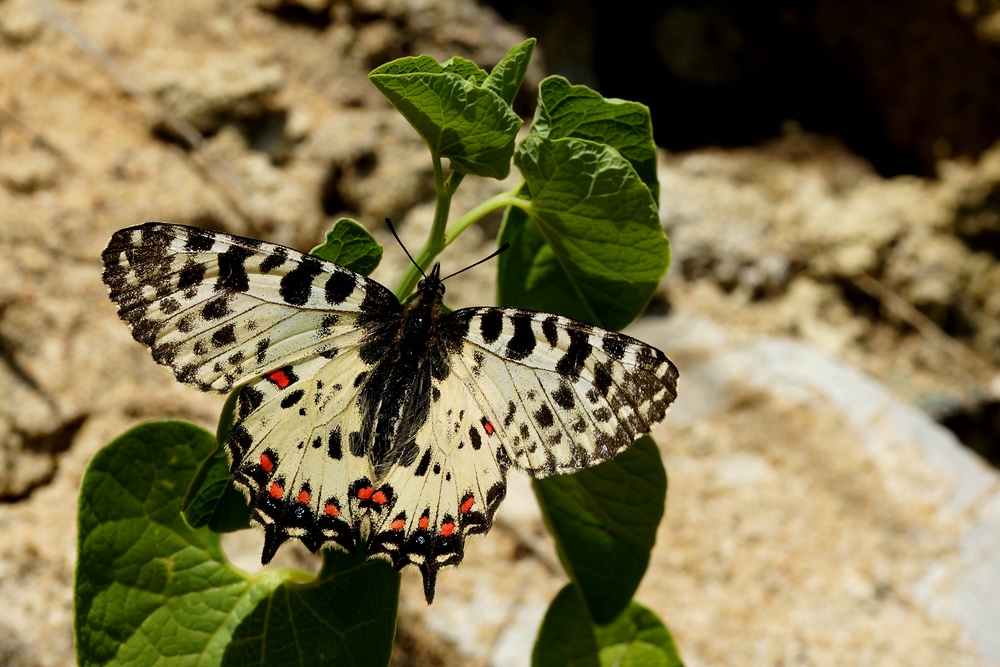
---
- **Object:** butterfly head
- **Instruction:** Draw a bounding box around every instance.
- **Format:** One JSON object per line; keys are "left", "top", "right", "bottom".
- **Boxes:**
{"left": 417, "top": 263, "right": 446, "bottom": 297}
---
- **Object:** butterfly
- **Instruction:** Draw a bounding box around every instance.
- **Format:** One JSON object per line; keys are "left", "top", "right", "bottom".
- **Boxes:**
{"left": 102, "top": 222, "right": 679, "bottom": 602}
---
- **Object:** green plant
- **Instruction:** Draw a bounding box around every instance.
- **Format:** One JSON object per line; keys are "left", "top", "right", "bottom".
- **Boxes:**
{"left": 75, "top": 39, "right": 682, "bottom": 667}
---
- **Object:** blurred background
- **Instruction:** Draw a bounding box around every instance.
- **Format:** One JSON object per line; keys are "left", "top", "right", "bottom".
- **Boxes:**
{"left": 1, "top": 0, "right": 999, "bottom": 665}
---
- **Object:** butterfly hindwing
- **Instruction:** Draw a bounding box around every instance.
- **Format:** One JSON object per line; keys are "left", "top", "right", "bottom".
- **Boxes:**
{"left": 444, "top": 308, "right": 679, "bottom": 476}
{"left": 229, "top": 332, "right": 379, "bottom": 560}
{"left": 367, "top": 370, "right": 509, "bottom": 602}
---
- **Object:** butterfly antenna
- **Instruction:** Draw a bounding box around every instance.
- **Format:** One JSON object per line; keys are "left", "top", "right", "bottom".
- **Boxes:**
{"left": 384, "top": 217, "right": 426, "bottom": 279}
{"left": 441, "top": 243, "right": 511, "bottom": 282}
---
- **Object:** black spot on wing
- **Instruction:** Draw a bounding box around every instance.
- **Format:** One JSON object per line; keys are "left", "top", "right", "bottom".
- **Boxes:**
{"left": 469, "top": 426, "right": 482, "bottom": 450}
{"left": 256, "top": 338, "right": 269, "bottom": 363}
{"left": 184, "top": 231, "right": 215, "bottom": 252}
{"left": 216, "top": 245, "right": 254, "bottom": 292}
{"left": 542, "top": 316, "right": 559, "bottom": 347}
{"left": 238, "top": 386, "right": 264, "bottom": 419}
{"left": 552, "top": 382, "right": 575, "bottom": 409}
{"left": 259, "top": 250, "right": 286, "bottom": 273}
{"left": 325, "top": 271, "right": 357, "bottom": 305}
{"left": 506, "top": 312, "right": 536, "bottom": 360}
{"left": 534, "top": 404, "right": 555, "bottom": 428}
{"left": 202, "top": 295, "right": 232, "bottom": 321}
{"left": 177, "top": 260, "right": 206, "bottom": 290}
{"left": 280, "top": 389, "right": 305, "bottom": 409}
{"left": 602, "top": 332, "right": 627, "bottom": 360}
{"left": 318, "top": 314, "right": 339, "bottom": 336}
{"left": 556, "top": 329, "right": 592, "bottom": 379}
{"left": 415, "top": 449, "right": 431, "bottom": 476}
{"left": 280, "top": 257, "right": 323, "bottom": 305}
{"left": 211, "top": 323, "right": 237, "bottom": 347}
{"left": 479, "top": 309, "right": 503, "bottom": 344}
{"left": 593, "top": 361, "right": 614, "bottom": 397}
{"left": 160, "top": 297, "right": 180, "bottom": 314}
{"left": 328, "top": 428, "right": 342, "bottom": 460}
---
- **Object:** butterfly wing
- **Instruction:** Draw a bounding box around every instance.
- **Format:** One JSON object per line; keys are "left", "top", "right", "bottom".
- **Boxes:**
{"left": 101, "top": 222, "right": 400, "bottom": 393}
{"left": 367, "top": 368, "right": 510, "bottom": 602}
{"left": 444, "top": 308, "right": 679, "bottom": 476}
{"left": 102, "top": 222, "right": 402, "bottom": 559}
{"left": 231, "top": 343, "right": 389, "bottom": 562}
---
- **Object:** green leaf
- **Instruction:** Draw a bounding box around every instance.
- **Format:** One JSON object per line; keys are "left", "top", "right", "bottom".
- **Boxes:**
{"left": 594, "top": 602, "right": 683, "bottom": 667}
{"left": 533, "top": 585, "right": 683, "bottom": 667}
{"left": 76, "top": 421, "right": 400, "bottom": 667}
{"left": 532, "top": 585, "right": 601, "bottom": 667}
{"left": 496, "top": 201, "right": 590, "bottom": 325}
{"left": 222, "top": 546, "right": 399, "bottom": 667}
{"left": 530, "top": 77, "right": 659, "bottom": 201}
{"left": 485, "top": 38, "right": 536, "bottom": 105}
{"left": 369, "top": 57, "right": 521, "bottom": 179}
{"left": 533, "top": 436, "right": 666, "bottom": 624}
{"left": 499, "top": 135, "right": 669, "bottom": 330}
{"left": 74, "top": 421, "right": 285, "bottom": 667}
{"left": 309, "top": 217, "right": 383, "bottom": 275}
{"left": 441, "top": 56, "right": 489, "bottom": 85}
{"left": 182, "top": 387, "right": 251, "bottom": 533}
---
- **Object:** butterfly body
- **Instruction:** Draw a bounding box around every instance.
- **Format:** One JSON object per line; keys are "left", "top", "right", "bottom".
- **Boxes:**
{"left": 102, "top": 223, "right": 678, "bottom": 602}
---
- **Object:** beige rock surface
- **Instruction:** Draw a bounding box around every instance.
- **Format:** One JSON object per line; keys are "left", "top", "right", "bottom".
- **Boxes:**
{"left": 1, "top": 0, "right": 1000, "bottom": 666}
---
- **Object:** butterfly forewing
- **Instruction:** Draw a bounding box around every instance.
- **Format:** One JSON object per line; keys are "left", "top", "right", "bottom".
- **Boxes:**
{"left": 444, "top": 308, "right": 679, "bottom": 476}
{"left": 102, "top": 223, "right": 399, "bottom": 393}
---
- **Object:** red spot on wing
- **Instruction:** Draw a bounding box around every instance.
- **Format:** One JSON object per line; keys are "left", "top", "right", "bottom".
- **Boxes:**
{"left": 372, "top": 490, "right": 388, "bottom": 505}
{"left": 418, "top": 515, "right": 429, "bottom": 530}
{"left": 483, "top": 420, "right": 495, "bottom": 436}
{"left": 268, "top": 482, "right": 283, "bottom": 499}
{"left": 357, "top": 486, "right": 373, "bottom": 500}
{"left": 260, "top": 453, "right": 274, "bottom": 473}
{"left": 390, "top": 518, "right": 405, "bottom": 531}
{"left": 267, "top": 369, "right": 291, "bottom": 389}
{"left": 297, "top": 490, "right": 311, "bottom": 504}
{"left": 441, "top": 521, "right": 455, "bottom": 537}
{"left": 324, "top": 503, "right": 339, "bottom": 517}
{"left": 460, "top": 496, "right": 475, "bottom": 514}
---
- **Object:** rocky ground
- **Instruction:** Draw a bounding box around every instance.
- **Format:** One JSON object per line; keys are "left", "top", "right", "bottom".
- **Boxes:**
{"left": 1, "top": 0, "right": 999, "bottom": 666}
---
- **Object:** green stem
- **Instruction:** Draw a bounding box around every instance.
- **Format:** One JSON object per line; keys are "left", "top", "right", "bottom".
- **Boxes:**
{"left": 392, "top": 151, "right": 531, "bottom": 298}
{"left": 394, "top": 157, "right": 449, "bottom": 300}
{"left": 444, "top": 187, "right": 528, "bottom": 245}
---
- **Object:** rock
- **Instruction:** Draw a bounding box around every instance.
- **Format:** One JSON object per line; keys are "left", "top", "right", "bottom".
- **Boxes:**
{"left": 0, "top": 126, "right": 61, "bottom": 193}
{"left": 627, "top": 310, "right": 1000, "bottom": 666}
{"left": 0, "top": 0, "right": 44, "bottom": 44}
{"left": 658, "top": 133, "right": 1000, "bottom": 408}
{"left": 140, "top": 50, "right": 284, "bottom": 134}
